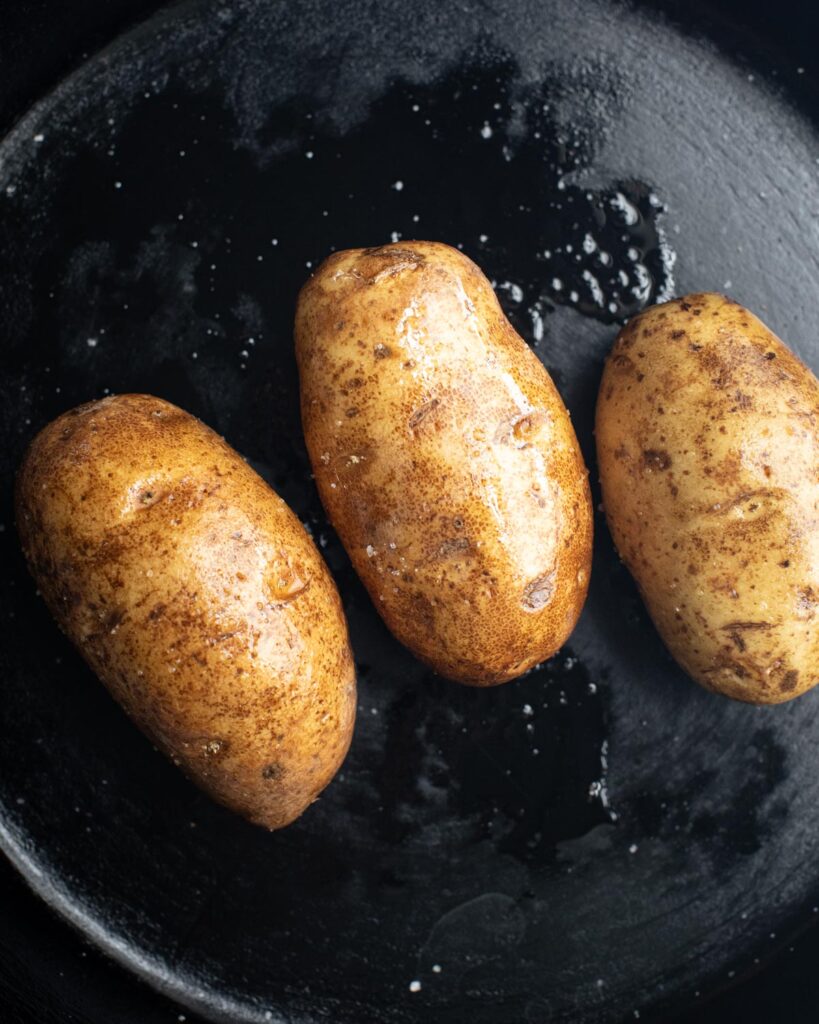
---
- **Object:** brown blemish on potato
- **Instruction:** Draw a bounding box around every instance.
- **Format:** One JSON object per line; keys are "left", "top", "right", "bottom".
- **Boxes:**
{"left": 357, "top": 245, "right": 425, "bottom": 283}
{"left": 721, "top": 619, "right": 773, "bottom": 652}
{"left": 797, "top": 588, "right": 817, "bottom": 619}
{"left": 494, "top": 410, "right": 547, "bottom": 448}
{"left": 722, "top": 620, "right": 773, "bottom": 632}
{"left": 436, "top": 537, "right": 471, "bottom": 559}
{"left": 613, "top": 444, "right": 630, "bottom": 462}
{"left": 408, "top": 398, "right": 441, "bottom": 431}
{"left": 641, "top": 449, "right": 672, "bottom": 471}
{"left": 522, "top": 571, "right": 556, "bottom": 611}
{"left": 612, "top": 353, "right": 636, "bottom": 372}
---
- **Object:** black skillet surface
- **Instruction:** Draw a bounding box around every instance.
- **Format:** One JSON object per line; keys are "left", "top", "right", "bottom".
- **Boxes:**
{"left": 1, "top": 1, "right": 818, "bottom": 1022}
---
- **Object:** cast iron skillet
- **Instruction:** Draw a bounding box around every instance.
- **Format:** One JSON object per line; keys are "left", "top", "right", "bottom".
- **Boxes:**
{"left": 0, "top": 0, "right": 818, "bottom": 1021}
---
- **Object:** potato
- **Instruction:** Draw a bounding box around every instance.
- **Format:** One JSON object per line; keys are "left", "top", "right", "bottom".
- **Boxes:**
{"left": 596, "top": 293, "right": 818, "bottom": 704}
{"left": 295, "top": 241, "right": 593, "bottom": 685}
{"left": 15, "top": 394, "right": 356, "bottom": 828}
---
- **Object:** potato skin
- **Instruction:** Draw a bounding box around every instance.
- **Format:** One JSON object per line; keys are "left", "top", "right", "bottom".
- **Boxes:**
{"left": 295, "top": 241, "right": 593, "bottom": 685}
{"left": 15, "top": 394, "right": 356, "bottom": 828}
{"left": 596, "top": 293, "right": 819, "bottom": 704}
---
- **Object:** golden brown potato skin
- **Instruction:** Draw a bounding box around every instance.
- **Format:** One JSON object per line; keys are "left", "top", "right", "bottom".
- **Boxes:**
{"left": 16, "top": 394, "right": 356, "bottom": 828}
{"left": 295, "top": 241, "right": 593, "bottom": 685}
{"left": 597, "top": 293, "right": 819, "bottom": 704}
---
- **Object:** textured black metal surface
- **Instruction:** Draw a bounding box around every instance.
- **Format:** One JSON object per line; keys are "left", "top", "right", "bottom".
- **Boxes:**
{"left": 0, "top": 1, "right": 818, "bottom": 1022}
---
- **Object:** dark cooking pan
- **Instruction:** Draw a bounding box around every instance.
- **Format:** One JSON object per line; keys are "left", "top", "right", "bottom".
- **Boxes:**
{"left": 1, "top": 0, "right": 818, "bottom": 1021}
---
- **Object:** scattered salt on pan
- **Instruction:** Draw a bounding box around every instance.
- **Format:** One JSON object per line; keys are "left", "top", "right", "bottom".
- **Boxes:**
{"left": 531, "top": 309, "right": 544, "bottom": 342}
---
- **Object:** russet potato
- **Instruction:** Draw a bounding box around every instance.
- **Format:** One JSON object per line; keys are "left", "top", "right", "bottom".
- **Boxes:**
{"left": 16, "top": 394, "right": 356, "bottom": 828}
{"left": 296, "top": 241, "right": 593, "bottom": 685}
{"left": 596, "top": 293, "right": 818, "bottom": 704}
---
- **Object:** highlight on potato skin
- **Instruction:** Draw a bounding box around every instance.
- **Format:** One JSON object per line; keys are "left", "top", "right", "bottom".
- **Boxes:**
{"left": 596, "top": 293, "right": 819, "bottom": 704}
{"left": 15, "top": 394, "right": 356, "bottom": 828}
{"left": 296, "top": 240, "right": 593, "bottom": 686}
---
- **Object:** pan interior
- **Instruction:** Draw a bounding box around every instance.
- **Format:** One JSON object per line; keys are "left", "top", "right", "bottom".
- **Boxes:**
{"left": 0, "top": 1, "right": 818, "bottom": 1021}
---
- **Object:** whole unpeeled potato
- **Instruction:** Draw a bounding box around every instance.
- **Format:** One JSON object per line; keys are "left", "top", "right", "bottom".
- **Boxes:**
{"left": 295, "top": 241, "right": 593, "bottom": 685}
{"left": 16, "top": 394, "right": 356, "bottom": 828}
{"left": 596, "top": 293, "right": 818, "bottom": 704}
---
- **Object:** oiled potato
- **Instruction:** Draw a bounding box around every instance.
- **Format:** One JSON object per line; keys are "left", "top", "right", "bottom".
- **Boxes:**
{"left": 597, "top": 293, "right": 818, "bottom": 704}
{"left": 16, "top": 394, "right": 356, "bottom": 828}
{"left": 295, "top": 241, "right": 593, "bottom": 685}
